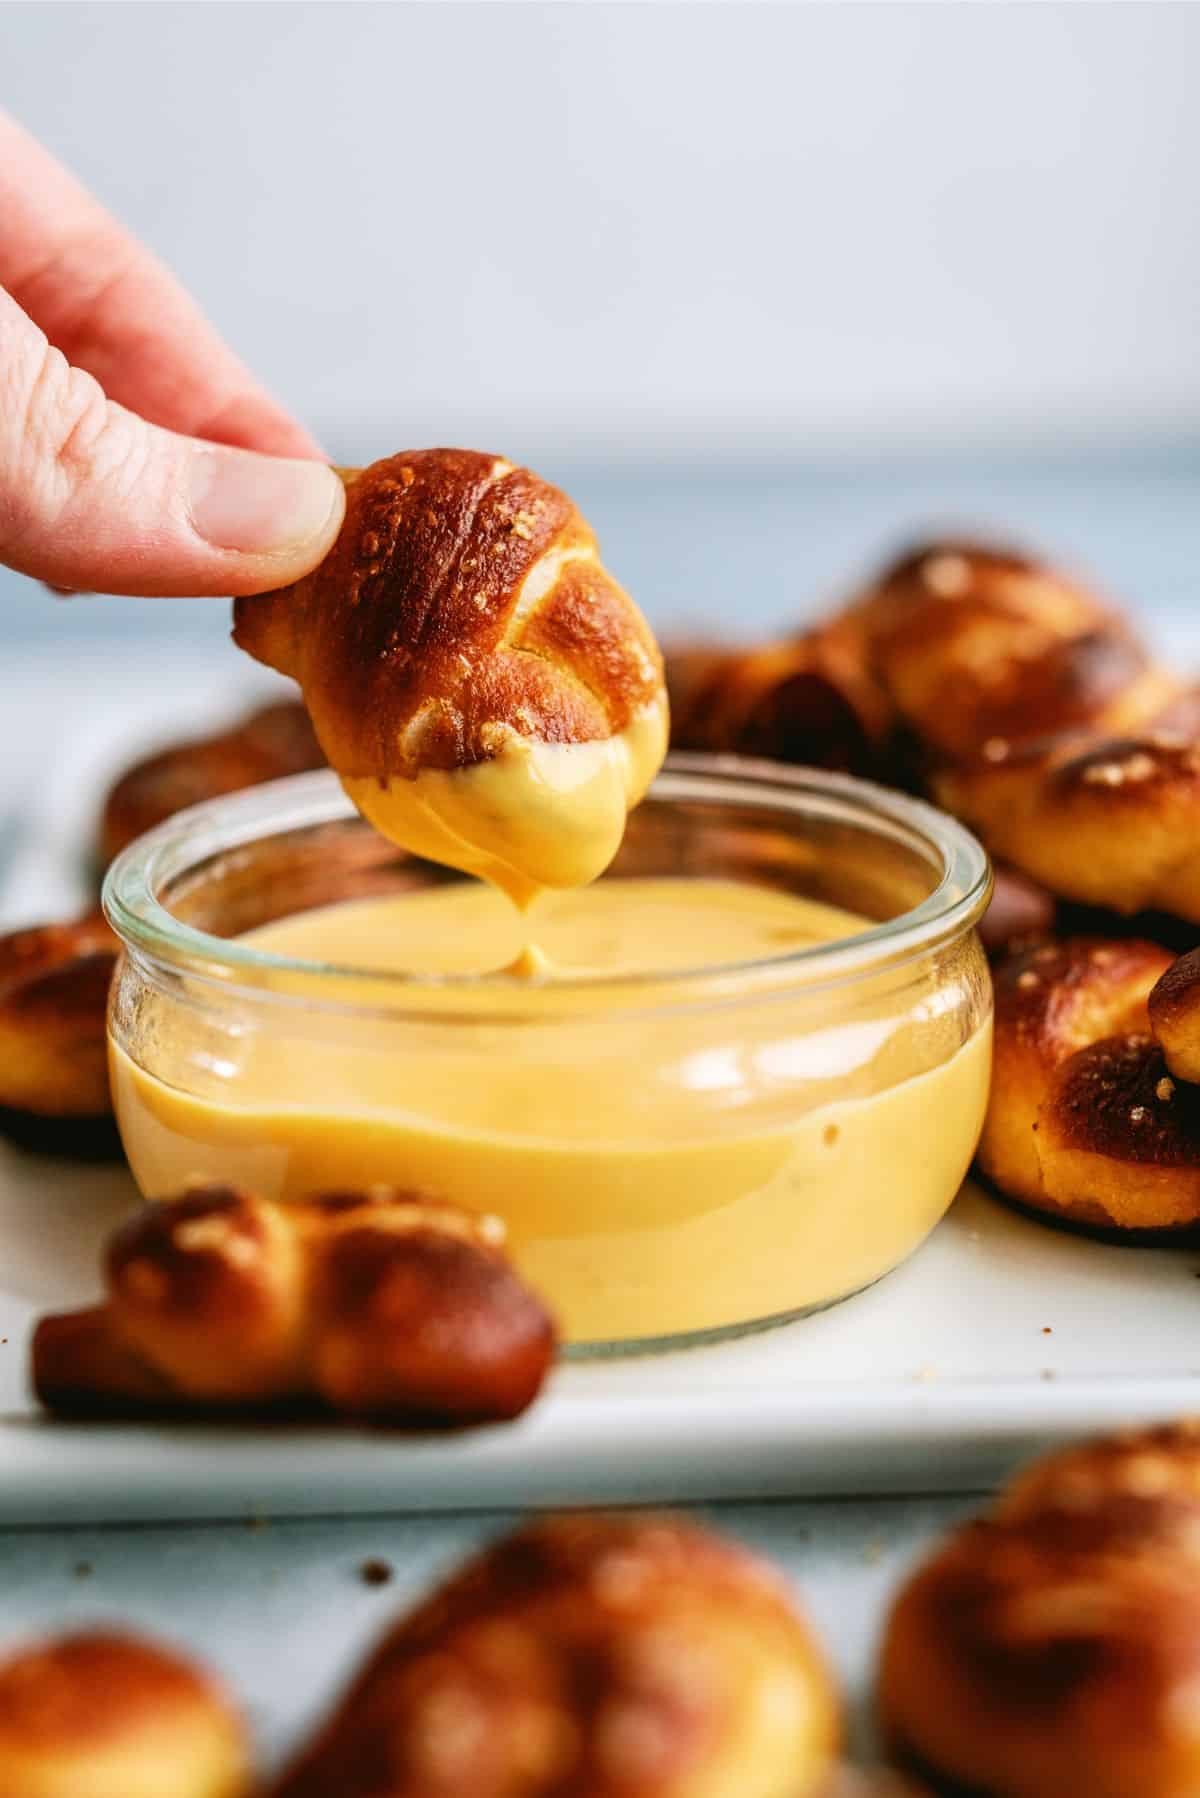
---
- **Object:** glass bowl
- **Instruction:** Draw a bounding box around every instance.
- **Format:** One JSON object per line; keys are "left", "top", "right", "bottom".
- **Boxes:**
{"left": 103, "top": 756, "right": 993, "bottom": 1355}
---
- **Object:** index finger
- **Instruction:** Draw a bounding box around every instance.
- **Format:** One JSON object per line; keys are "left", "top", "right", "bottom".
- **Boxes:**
{"left": 0, "top": 109, "right": 323, "bottom": 460}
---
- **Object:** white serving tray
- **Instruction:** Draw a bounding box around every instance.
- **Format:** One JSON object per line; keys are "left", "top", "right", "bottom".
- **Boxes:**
{"left": 3, "top": 1151, "right": 1199, "bottom": 1523}
{"left": 1, "top": 647, "right": 1198, "bottom": 1523}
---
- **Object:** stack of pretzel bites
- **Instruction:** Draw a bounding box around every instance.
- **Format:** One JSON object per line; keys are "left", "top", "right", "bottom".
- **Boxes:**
{"left": 668, "top": 539, "right": 1200, "bottom": 1236}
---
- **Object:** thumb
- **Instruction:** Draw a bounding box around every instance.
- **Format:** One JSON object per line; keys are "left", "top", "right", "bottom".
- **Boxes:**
{"left": 0, "top": 287, "right": 343, "bottom": 597}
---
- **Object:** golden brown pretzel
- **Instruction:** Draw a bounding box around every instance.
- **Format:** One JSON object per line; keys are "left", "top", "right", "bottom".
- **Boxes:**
{"left": 935, "top": 729, "right": 1200, "bottom": 921}
{"left": 668, "top": 538, "right": 1200, "bottom": 920}
{"left": 233, "top": 451, "right": 668, "bottom": 895}
{"left": 0, "top": 911, "right": 120, "bottom": 1156}
{"left": 879, "top": 1421, "right": 1200, "bottom": 1798}
{"left": 666, "top": 624, "right": 893, "bottom": 776}
{"left": 276, "top": 1511, "right": 840, "bottom": 1798}
{"left": 99, "top": 698, "right": 324, "bottom": 866}
{"left": 977, "top": 935, "right": 1200, "bottom": 1233}
{"left": 872, "top": 544, "right": 1200, "bottom": 914}
{"left": 33, "top": 1184, "right": 557, "bottom": 1425}
{"left": 1148, "top": 946, "right": 1200, "bottom": 1084}
{"left": 851, "top": 541, "right": 1173, "bottom": 762}
{"left": 0, "top": 1629, "right": 250, "bottom": 1798}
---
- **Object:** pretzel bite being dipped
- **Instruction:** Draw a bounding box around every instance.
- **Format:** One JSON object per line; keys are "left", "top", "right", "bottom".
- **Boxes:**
{"left": 99, "top": 698, "right": 324, "bottom": 867}
{"left": 233, "top": 451, "right": 668, "bottom": 908}
{"left": 0, "top": 1629, "right": 250, "bottom": 1798}
{"left": 0, "top": 912, "right": 120, "bottom": 1157}
{"left": 879, "top": 1421, "right": 1200, "bottom": 1798}
{"left": 276, "top": 1511, "right": 840, "bottom": 1798}
{"left": 33, "top": 1184, "right": 557, "bottom": 1425}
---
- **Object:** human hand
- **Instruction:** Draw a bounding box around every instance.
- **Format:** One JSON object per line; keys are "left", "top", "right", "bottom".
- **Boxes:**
{"left": 0, "top": 110, "right": 344, "bottom": 597}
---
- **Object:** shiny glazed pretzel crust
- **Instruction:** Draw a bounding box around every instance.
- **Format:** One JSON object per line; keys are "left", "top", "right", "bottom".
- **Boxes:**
{"left": 99, "top": 699, "right": 323, "bottom": 867}
{"left": 0, "top": 1630, "right": 250, "bottom": 1798}
{"left": 0, "top": 912, "right": 120, "bottom": 1153}
{"left": 980, "top": 934, "right": 1200, "bottom": 1233}
{"left": 233, "top": 450, "right": 665, "bottom": 782}
{"left": 667, "top": 539, "right": 1200, "bottom": 921}
{"left": 33, "top": 1184, "right": 557, "bottom": 1426}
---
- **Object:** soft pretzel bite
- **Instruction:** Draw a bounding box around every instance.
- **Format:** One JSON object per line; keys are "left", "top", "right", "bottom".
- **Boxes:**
{"left": 854, "top": 541, "right": 1200, "bottom": 919}
{"left": 850, "top": 539, "right": 1111, "bottom": 639}
{"left": 33, "top": 1184, "right": 557, "bottom": 1425}
{"left": 1149, "top": 948, "right": 1200, "bottom": 1084}
{"left": 667, "top": 537, "right": 1200, "bottom": 923}
{"left": 854, "top": 541, "right": 1177, "bottom": 762}
{"left": 276, "top": 1512, "right": 840, "bottom": 1798}
{"left": 665, "top": 626, "right": 892, "bottom": 776}
{"left": 879, "top": 1421, "right": 1200, "bottom": 1798}
{"left": 0, "top": 1629, "right": 250, "bottom": 1798}
{"left": 977, "top": 936, "right": 1200, "bottom": 1232}
{"left": 234, "top": 451, "right": 668, "bottom": 900}
{"left": 937, "top": 731, "right": 1200, "bottom": 919}
{"left": 99, "top": 698, "right": 324, "bottom": 867}
{"left": 822, "top": 1777, "right": 931, "bottom": 1798}
{"left": 977, "top": 864, "right": 1058, "bottom": 962}
{"left": 0, "top": 912, "right": 119, "bottom": 1156}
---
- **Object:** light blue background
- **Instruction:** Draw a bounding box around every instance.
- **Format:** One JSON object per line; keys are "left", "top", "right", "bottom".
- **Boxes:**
{"left": 2, "top": 5, "right": 1198, "bottom": 1768}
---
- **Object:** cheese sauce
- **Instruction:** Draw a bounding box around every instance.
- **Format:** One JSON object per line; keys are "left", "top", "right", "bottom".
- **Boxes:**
{"left": 111, "top": 877, "right": 991, "bottom": 1344}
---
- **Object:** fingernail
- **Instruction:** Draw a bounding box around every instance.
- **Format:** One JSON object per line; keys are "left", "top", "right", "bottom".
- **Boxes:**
{"left": 187, "top": 448, "right": 343, "bottom": 555}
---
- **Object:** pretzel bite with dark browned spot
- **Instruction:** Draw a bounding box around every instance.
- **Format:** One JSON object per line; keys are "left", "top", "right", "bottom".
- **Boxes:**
{"left": 665, "top": 627, "right": 893, "bottom": 776}
{"left": 33, "top": 1185, "right": 556, "bottom": 1426}
{"left": 823, "top": 1776, "right": 931, "bottom": 1798}
{"left": 0, "top": 1629, "right": 250, "bottom": 1798}
{"left": 99, "top": 699, "right": 324, "bottom": 867}
{"left": 234, "top": 451, "right": 668, "bottom": 899}
{"left": 1148, "top": 946, "right": 1200, "bottom": 1085}
{"left": 879, "top": 1421, "right": 1200, "bottom": 1798}
{"left": 276, "top": 1512, "right": 840, "bottom": 1798}
{"left": 940, "top": 732, "right": 1200, "bottom": 920}
{"left": 0, "top": 912, "right": 120, "bottom": 1157}
{"left": 874, "top": 601, "right": 1164, "bottom": 767}
{"left": 978, "top": 936, "right": 1198, "bottom": 1232}
{"left": 852, "top": 539, "right": 1111, "bottom": 640}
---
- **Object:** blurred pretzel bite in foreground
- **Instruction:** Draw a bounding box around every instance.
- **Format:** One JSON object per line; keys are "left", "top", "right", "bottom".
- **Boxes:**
{"left": 0, "top": 1628, "right": 250, "bottom": 1798}
{"left": 879, "top": 1420, "right": 1200, "bottom": 1798}
{"left": 33, "top": 1185, "right": 557, "bottom": 1426}
{"left": 980, "top": 935, "right": 1200, "bottom": 1234}
{"left": 99, "top": 697, "right": 324, "bottom": 866}
{"left": 234, "top": 450, "right": 669, "bottom": 899}
{"left": 276, "top": 1511, "right": 840, "bottom": 1798}
{"left": 0, "top": 911, "right": 120, "bottom": 1157}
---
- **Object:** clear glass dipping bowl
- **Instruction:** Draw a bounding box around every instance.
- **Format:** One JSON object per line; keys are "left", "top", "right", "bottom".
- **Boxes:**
{"left": 103, "top": 757, "right": 993, "bottom": 1355}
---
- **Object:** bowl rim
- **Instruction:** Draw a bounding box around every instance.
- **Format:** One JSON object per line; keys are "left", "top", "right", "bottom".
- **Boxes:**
{"left": 102, "top": 755, "right": 992, "bottom": 1009}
